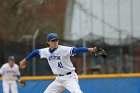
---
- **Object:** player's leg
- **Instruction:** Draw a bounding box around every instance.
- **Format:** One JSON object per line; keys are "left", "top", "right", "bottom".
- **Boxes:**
{"left": 44, "top": 78, "right": 65, "bottom": 93}
{"left": 10, "top": 81, "right": 18, "bottom": 93}
{"left": 2, "top": 80, "right": 10, "bottom": 93}
{"left": 63, "top": 72, "right": 83, "bottom": 93}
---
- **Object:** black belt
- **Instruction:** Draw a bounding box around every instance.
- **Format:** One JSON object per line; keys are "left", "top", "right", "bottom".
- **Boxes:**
{"left": 58, "top": 72, "right": 72, "bottom": 76}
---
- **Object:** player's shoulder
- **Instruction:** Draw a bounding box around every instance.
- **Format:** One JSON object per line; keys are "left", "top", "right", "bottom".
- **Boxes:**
{"left": 57, "top": 45, "right": 74, "bottom": 53}
{"left": 3, "top": 63, "right": 8, "bottom": 66}
{"left": 39, "top": 47, "right": 49, "bottom": 51}
{"left": 58, "top": 45, "right": 73, "bottom": 50}
{"left": 39, "top": 47, "right": 49, "bottom": 54}
{"left": 59, "top": 45, "right": 70, "bottom": 48}
{"left": 2, "top": 63, "right": 8, "bottom": 68}
{"left": 58, "top": 45, "right": 67, "bottom": 50}
{"left": 14, "top": 64, "right": 19, "bottom": 68}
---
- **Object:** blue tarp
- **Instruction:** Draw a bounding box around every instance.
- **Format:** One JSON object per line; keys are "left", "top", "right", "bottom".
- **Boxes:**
{"left": 0, "top": 77, "right": 140, "bottom": 93}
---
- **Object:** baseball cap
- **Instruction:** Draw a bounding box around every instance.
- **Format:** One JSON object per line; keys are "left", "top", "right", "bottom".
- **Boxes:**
{"left": 8, "top": 56, "right": 15, "bottom": 61}
{"left": 47, "top": 33, "right": 58, "bottom": 41}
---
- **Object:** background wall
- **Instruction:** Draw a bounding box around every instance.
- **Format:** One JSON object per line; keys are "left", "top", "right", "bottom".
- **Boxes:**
{"left": 0, "top": 75, "right": 140, "bottom": 93}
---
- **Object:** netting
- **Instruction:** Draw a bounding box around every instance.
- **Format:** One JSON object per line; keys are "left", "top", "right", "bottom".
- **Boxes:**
{"left": 0, "top": 39, "right": 139, "bottom": 76}
{"left": 64, "top": 0, "right": 140, "bottom": 45}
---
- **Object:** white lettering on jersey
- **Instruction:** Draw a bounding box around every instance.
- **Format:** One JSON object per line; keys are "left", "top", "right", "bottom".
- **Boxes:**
{"left": 48, "top": 56, "right": 61, "bottom": 61}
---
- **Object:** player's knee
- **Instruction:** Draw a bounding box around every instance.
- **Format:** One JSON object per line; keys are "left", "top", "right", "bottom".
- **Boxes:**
{"left": 43, "top": 88, "right": 53, "bottom": 93}
{"left": 44, "top": 90, "right": 49, "bottom": 93}
{"left": 3, "top": 90, "right": 9, "bottom": 93}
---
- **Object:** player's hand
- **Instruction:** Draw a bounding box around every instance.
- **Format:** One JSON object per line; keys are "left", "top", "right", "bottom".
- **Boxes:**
{"left": 94, "top": 47, "right": 107, "bottom": 58}
{"left": 18, "top": 79, "right": 26, "bottom": 86}
{"left": 20, "top": 59, "right": 26, "bottom": 69}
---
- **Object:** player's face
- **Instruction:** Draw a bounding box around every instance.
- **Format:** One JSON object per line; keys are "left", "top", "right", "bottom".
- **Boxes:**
{"left": 47, "top": 39, "right": 59, "bottom": 49}
{"left": 8, "top": 60, "right": 15, "bottom": 67}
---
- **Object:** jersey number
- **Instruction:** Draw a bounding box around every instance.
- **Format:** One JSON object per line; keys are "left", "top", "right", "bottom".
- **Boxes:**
{"left": 58, "top": 62, "right": 63, "bottom": 68}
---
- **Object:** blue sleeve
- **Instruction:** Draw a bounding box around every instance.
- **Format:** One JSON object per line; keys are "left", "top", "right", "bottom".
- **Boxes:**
{"left": 17, "top": 75, "right": 21, "bottom": 80}
{"left": 71, "top": 48, "right": 88, "bottom": 55}
{"left": 25, "top": 49, "right": 40, "bottom": 61}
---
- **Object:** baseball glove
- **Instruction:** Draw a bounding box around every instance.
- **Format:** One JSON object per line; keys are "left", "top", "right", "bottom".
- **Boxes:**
{"left": 19, "top": 79, "right": 26, "bottom": 86}
{"left": 94, "top": 47, "right": 107, "bottom": 58}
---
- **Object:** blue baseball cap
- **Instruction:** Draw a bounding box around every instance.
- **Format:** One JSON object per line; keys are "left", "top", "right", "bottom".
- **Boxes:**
{"left": 47, "top": 33, "right": 58, "bottom": 41}
{"left": 8, "top": 56, "right": 15, "bottom": 61}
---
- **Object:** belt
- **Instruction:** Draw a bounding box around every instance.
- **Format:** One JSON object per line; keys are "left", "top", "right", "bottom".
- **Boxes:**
{"left": 58, "top": 72, "right": 72, "bottom": 76}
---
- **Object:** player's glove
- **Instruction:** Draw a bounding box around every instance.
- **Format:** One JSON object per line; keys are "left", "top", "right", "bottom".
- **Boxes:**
{"left": 94, "top": 47, "right": 107, "bottom": 58}
{"left": 18, "top": 79, "right": 26, "bottom": 86}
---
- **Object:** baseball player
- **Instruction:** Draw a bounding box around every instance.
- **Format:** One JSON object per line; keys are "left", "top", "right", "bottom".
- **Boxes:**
{"left": 20, "top": 33, "right": 106, "bottom": 93}
{"left": 0, "top": 56, "right": 21, "bottom": 93}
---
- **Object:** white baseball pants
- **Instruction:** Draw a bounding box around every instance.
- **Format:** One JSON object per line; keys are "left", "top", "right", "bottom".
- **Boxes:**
{"left": 2, "top": 80, "right": 18, "bottom": 93}
{"left": 44, "top": 71, "right": 83, "bottom": 93}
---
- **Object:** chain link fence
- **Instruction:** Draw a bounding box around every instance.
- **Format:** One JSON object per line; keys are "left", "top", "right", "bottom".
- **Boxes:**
{"left": 0, "top": 36, "right": 140, "bottom": 76}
